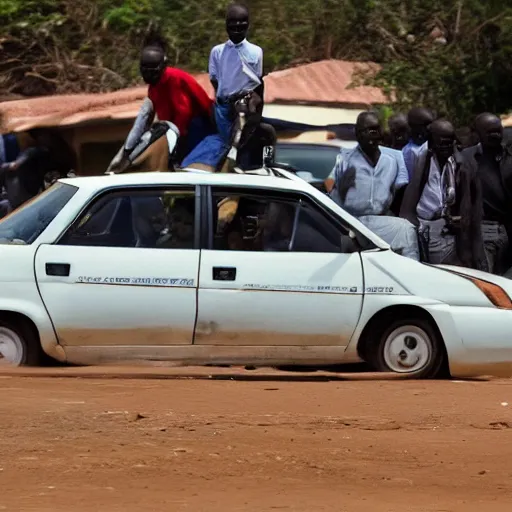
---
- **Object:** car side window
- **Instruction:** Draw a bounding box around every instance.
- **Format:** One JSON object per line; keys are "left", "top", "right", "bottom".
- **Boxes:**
{"left": 291, "top": 201, "right": 351, "bottom": 253}
{"left": 211, "top": 189, "right": 357, "bottom": 253}
{"left": 58, "top": 188, "right": 196, "bottom": 249}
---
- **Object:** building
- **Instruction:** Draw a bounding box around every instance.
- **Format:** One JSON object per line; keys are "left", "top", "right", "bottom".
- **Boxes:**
{"left": 0, "top": 60, "right": 387, "bottom": 174}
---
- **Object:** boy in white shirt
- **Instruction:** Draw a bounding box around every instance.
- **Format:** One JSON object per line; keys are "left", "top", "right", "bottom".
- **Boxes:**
{"left": 209, "top": 3, "right": 264, "bottom": 143}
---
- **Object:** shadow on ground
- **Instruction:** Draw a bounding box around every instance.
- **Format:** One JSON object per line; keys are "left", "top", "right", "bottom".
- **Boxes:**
{"left": 0, "top": 362, "right": 493, "bottom": 382}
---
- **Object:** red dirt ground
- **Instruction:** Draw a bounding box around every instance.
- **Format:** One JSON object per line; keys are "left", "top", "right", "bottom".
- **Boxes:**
{"left": 0, "top": 365, "right": 511, "bottom": 511}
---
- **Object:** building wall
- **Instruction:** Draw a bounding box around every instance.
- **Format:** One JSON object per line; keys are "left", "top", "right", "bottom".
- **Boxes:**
{"left": 65, "top": 121, "right": 133, "bottom": 175}
{"left": 44, "top": 105, "right": 362, "bottom": 175}
{"left": 263, "top": 104, "right": 363, "bottom": 124}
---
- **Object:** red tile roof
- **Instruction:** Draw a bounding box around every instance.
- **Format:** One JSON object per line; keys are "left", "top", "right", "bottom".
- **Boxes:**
{"left": 0, "top": 60, "right": 386, "bottom": 132}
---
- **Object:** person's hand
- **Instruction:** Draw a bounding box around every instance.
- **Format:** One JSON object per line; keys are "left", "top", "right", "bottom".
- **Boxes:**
{"left": 106, "top": 148, "right": 131, "bottom": 174}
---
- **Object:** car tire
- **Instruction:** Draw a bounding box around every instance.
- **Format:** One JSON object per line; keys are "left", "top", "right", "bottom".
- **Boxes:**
{"left": 0, "top": 319, "right": 42, "bottom": 367}
{"left": 373, "top": 318, "right": 446, "bottom": 379}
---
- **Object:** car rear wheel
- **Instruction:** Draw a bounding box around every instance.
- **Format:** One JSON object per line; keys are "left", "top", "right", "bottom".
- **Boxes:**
{"left": 374, "top": 318, "right": 446, "bottom": 379}
{"left": 0, "top": 320, "right": 41, "bottom": 367}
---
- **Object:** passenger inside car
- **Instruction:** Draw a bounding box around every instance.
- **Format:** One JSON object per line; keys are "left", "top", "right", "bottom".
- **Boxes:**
{"left": 214, "top": 192, "right": 358, "bottom": 253}
{"left": 61, "top": 190, "right": 196, "bottom": 250}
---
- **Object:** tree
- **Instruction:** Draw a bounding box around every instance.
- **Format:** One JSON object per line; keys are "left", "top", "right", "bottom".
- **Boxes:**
{"left": 360, "top": 0, "right": 512, "bottom": 124}
{"left": 1, "top": 0, "right": 512, "bottom": 124}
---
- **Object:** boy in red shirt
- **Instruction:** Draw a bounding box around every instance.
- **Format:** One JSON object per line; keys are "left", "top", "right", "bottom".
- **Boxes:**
{"left": 113, "top": 33, "right": 215, "bottom": 169}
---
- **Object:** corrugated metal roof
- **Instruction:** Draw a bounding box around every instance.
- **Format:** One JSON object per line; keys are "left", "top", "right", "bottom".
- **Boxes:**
{"left": 0, "top": 60, "right": 386, "bottom": 133}
{"left": 265, "top": 60, "right": 386, "bottom": 106}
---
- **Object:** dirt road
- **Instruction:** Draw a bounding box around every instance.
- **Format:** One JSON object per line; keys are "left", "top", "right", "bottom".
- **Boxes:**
{"left": 1, "top": 366, "right": 512, "bottom": 511}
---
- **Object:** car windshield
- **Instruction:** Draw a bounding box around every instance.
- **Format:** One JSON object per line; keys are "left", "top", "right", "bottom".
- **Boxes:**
{"left": 275, "top": 145, "right": 340, "bottom": 180}
{"left": 0, "top": 182, "right": 78, "bottom": 245}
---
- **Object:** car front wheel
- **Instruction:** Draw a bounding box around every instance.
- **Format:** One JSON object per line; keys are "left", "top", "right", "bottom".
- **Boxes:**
{"left": 374, "top": 319, "right": 446, "bottom": 379}
{"left": 0, "top": 320, "right": 41, "bottom": 367}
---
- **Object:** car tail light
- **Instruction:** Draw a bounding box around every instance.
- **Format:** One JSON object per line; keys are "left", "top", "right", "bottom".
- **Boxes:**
{"left": 466, "top": 276, "right": 512, "bottom": 310}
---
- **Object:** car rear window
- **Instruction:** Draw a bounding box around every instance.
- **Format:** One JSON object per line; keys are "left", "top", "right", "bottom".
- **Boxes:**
{"left": 0, "top": 182, "right": 78, "bottom": 245}
{"left": 274, "top": 145, "right": 340, "bottom": 180}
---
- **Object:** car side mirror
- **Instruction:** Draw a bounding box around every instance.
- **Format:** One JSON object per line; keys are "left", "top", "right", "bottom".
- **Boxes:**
{"left": 346, "top": 230, "right": 362, "bottom": 252}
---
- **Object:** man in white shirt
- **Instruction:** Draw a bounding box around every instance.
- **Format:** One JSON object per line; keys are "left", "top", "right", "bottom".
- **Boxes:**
{"left": 209, "top": 3, "right": 264, "bottom": 144}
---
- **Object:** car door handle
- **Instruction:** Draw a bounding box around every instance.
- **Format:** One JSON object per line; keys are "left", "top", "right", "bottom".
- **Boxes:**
{"left": 45, "top": 263, "right": 71, "bottom": 277}
{"left": 212, "top": 266, "right": 236, "bottom": 281}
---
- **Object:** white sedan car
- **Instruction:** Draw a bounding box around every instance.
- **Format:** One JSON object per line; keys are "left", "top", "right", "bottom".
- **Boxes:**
{"left": 0, "top": 168, "right": 511, "bottom": 379}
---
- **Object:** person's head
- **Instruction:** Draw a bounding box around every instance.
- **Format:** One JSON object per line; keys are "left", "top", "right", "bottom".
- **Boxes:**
{"left": 408, "top": 107, "right": 436, "bottom": 145}
{"left": 428, "top": 118, "right": 455, "bottom": 162}
{"left": 170, "top": 198, "right": 195, "bottom": 242}
{"left": 388, "top": 113, "right": 410, "bottom": 149}
{"left": 226, "top": 3, "right": 249, "bottom": 44}
{"left": 355, "top": 111, "right": 382, "bottom": 153}
{"left": 140, "top": 32, "right": 167, "bottom": 85}
{"left": 474, "top": 112, "right": 503, "bottom": 151}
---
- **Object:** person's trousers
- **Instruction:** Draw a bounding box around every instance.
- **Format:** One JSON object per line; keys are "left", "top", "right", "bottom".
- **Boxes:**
{"left": 358, "top": 215, "right": 420, "bottom": 260}
{"left": 481, "top": 221, "right": 508, "bottom": 275}
{"left": 418, "top": 218, "right": 459, "bottom": 265}
{"left": 175, "top": 115, "right": 216, "bottom": 165}
{"left": 185, "top": 115, "right": 215, "bottom": 155}
{"left": 214, "top": 102, "right": 235, "bottom": 145}
{"left": 214, "top": 91, "right": 263, "bottom": 146}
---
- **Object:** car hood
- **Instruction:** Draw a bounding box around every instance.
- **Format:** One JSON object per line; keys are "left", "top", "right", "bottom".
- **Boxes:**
{"left": 362, "top": 251, "right": 511, "bottom": 308}
{"left": 436, "top": 264, "right": 512, "bottom": 294}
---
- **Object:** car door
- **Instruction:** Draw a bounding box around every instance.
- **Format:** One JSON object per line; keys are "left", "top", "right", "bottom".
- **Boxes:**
{"left": 195, "top": 186, "right": 364, "bottom": 346}
{"left": 34, "top": 185, "right": 200, "bottom": 347}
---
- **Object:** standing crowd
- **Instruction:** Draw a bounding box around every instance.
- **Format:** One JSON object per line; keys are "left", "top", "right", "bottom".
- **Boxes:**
{"left": 325, "top": 108, "right": 512, "bottom": 277}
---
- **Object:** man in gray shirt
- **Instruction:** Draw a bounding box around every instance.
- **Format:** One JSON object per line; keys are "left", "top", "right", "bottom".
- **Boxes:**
{"left": 401, "top": 119, "right": 486, "bottom": 269}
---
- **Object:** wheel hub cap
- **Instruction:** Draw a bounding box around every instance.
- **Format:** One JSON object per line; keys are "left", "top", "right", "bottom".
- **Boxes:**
{"left": 0, "top": 327, "right": 24, "bottom": 366}
{"left": 383, "top": 326, "right": 431, "bottom": 374}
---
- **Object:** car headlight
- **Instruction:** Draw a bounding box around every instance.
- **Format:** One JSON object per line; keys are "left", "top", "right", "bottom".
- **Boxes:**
{"left": 465, "top": 276, "right": 512, "bottom": 310}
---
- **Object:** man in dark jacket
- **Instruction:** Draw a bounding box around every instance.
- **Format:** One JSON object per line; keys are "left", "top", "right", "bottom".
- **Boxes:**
{"left": 461, "top": 113, "right": 512, "bottom": 275}
{"left": 400, "top": 119, "right": 487, "bottom": 269}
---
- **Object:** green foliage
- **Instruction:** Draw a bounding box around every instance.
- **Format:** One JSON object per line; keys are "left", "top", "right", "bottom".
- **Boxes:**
{"left": 362, "top": 0, "right": 512, "bottom": 124}
{"left": 1, "top": 0, "right": 512, "bottom": 124}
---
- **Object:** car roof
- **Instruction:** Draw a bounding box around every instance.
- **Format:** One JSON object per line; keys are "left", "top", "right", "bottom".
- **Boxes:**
{"left": 59, "top": 169, "right": 312, "bottom": 194}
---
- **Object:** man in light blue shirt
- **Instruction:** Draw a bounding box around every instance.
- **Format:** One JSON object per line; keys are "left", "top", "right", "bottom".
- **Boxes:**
{"left": 209, "top": 3, "right": 264, "bottom": 143}
{"left": 326, "top": 113, "right": 409, "bottom": 216}
{"left": 325, "top": 112, "right": 418, "bottom": 260}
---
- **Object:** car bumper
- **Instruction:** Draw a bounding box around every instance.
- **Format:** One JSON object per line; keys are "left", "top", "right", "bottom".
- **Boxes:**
{"left": 425, "top": 303, "right": 512, "bottom": 378}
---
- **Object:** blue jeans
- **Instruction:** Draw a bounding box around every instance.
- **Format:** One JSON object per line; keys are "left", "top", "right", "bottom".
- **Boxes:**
{"left": 2, "top": 133, "right": 20, "bottom": 162}
{"left": 214, "top": 102, "right": 235, "bottom": 145}
{"left": 185, "top": 115, "right": 216, "bottom": 157}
